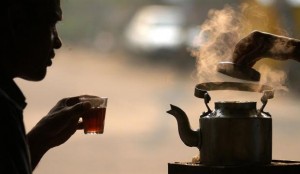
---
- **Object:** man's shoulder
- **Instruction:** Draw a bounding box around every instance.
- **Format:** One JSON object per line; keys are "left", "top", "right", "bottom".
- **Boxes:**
{"left": 0, "top": 89, "right": 32, "bottom": 174}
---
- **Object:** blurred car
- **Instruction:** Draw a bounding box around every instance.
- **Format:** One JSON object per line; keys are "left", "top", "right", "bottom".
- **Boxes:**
{"left": 124, "top": 5, "right": 188, "bottom": 54}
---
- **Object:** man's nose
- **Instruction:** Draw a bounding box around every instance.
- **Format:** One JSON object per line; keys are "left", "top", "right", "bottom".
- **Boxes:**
{"left": 52, "top": 28, "right": 62, "bottom": 49}
{"left": 54, "top": 35, "right": 62, "bottom": 49}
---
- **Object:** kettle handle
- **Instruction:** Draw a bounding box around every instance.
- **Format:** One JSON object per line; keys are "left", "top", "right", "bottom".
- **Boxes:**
{"left": 194, "top": 82, "right": 274, "bottom": 116}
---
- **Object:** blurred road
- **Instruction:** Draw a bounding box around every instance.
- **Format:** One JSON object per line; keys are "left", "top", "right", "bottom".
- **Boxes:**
{"left": 16, "top": 47, "right": 300, "bottom": 174}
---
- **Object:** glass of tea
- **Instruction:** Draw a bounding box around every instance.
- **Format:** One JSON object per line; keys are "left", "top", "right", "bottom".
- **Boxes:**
{"left": 80, "top": 96, "right": 108, "bottom": 134}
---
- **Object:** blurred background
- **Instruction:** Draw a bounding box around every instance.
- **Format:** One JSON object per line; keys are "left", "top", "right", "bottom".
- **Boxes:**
{"left": 16, "top": 0, "right": 300, "bottom": 173}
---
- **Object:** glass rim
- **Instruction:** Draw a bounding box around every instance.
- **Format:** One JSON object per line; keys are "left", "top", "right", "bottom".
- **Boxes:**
{"left": 79, "top": 96, "right": 108, "bottom": 107}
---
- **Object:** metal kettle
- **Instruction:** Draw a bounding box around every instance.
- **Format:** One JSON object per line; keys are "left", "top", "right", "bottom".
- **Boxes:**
{"left": 167, "top": 82, "right": 274, "bottom": 166}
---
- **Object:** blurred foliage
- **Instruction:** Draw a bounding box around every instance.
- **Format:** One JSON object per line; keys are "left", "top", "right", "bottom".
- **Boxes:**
{"left": 59, "top": 0, "right": 180, "bottom": 44}
{"left": 57, "top": 0, "right": 300, "bottom": 49}
{"left": 57, "top": 0, "right": 238, "bottom": 46}
{"left": 59, "top": 0, "right": 139, "bottom": 44}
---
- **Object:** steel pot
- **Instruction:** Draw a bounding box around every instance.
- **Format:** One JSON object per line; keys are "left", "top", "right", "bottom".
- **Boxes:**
{"left": 167, "top": 82, "right": 274, "bottom": 166}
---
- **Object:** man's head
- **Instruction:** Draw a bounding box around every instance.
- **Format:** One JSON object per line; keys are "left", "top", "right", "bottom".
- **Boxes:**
{"left": 1, "top": 0, "right": 62, "bottom": 81}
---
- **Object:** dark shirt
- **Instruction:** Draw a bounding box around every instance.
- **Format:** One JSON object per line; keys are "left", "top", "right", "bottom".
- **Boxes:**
{"left": 0, "top": 78, "right": 32, "bottom": 174}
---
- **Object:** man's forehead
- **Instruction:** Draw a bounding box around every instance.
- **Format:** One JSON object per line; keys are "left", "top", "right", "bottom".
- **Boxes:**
{"left": 27, "top": 0, "right": 62, "bottom": 20}
{"left": 31, "top": 0, "right": 61, "bottom": 11}
{"left": 29, "top": 0, "right": 60, "bottom": 6}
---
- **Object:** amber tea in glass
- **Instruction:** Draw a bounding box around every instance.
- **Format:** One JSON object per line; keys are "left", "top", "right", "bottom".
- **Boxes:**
{"left": 80, "top": 97, "right": 108, "bottom": 134}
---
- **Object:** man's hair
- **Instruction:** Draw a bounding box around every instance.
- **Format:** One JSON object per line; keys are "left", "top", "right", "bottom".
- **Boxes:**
{"left": 3, "top": 0, "right": 60, "bottom": 18}
{"left": 2, "top": 0, "right": 60, "bottom": 26}
{"left": 0, "top": 0, "right": 60, "bottom": 54}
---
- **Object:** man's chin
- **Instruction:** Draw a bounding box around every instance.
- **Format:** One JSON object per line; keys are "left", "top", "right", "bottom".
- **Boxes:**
{"left": 20, "top": 70, "right": 47, "bottom": 81}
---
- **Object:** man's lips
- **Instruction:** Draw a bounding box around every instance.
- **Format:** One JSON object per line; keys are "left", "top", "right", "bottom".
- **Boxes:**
{"left": 47, "top": 51, "right": 55, "bottom": 66}
{"left": 50, "top": 50, "right": 55, "bottom": 58}
{"left": 47, "top": 59, "right": 53, "bottom": 66}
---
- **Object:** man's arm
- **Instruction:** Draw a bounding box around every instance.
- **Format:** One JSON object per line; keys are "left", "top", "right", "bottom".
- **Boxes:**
{"left": 232, "top": 31, "right": 300, "bottom": 67}
{"left": 27, "top": 96, "right": 91, "bottom": 169}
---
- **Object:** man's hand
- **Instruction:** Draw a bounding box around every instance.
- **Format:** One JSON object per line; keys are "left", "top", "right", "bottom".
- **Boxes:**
{"left": 232, "top": 31, "right": 299, "bottom": 67}
{"left": 27, "top": 95, "right": 95, "bottom": 169}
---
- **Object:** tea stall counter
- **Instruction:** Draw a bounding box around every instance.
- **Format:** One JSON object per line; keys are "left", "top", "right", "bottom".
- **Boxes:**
{"left": 168, "top": 160, "right": 300, "bottom": 174}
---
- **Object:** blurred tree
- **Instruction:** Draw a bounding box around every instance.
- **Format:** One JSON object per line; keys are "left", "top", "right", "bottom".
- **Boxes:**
{"left": 58, "top": 0, "right": 237, "bottom": 46}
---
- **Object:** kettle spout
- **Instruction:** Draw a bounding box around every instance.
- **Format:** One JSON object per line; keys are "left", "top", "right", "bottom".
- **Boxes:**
{"left": 167, "top": 104, "right": 199, "bottom": 148}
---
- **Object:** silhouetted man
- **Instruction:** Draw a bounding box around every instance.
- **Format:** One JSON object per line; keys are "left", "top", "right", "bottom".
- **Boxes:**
{"left": 0, "top": 1, "right": 95, "bottom": 173}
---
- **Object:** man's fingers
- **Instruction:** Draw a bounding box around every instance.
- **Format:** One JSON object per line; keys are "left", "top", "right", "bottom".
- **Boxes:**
{"left": 64, "top": 97, "right": 81, "bottom": 106}
{"left": 62, "top": 95, "right": 100, "bottom": 107}
{"left": 77, "top": 121, "right": 84, "bottom": 130}
{"left": 67, "top": 102, "right": 91, "bottom": 118}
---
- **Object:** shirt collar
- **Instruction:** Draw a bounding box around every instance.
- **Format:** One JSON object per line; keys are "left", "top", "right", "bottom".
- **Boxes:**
{"left": 0, "top": 77, "right": 27, "bottom": 110}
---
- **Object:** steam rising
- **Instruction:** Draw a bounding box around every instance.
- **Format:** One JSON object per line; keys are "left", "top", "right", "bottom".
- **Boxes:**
{"left": 258, "top": 65, "right": 288, "bottom": 91}
{"left": 191, "top": 4, "right": 288, "bottom": 91}
{"left": 191, "top": 5, "right": 243, "bottom": 82}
